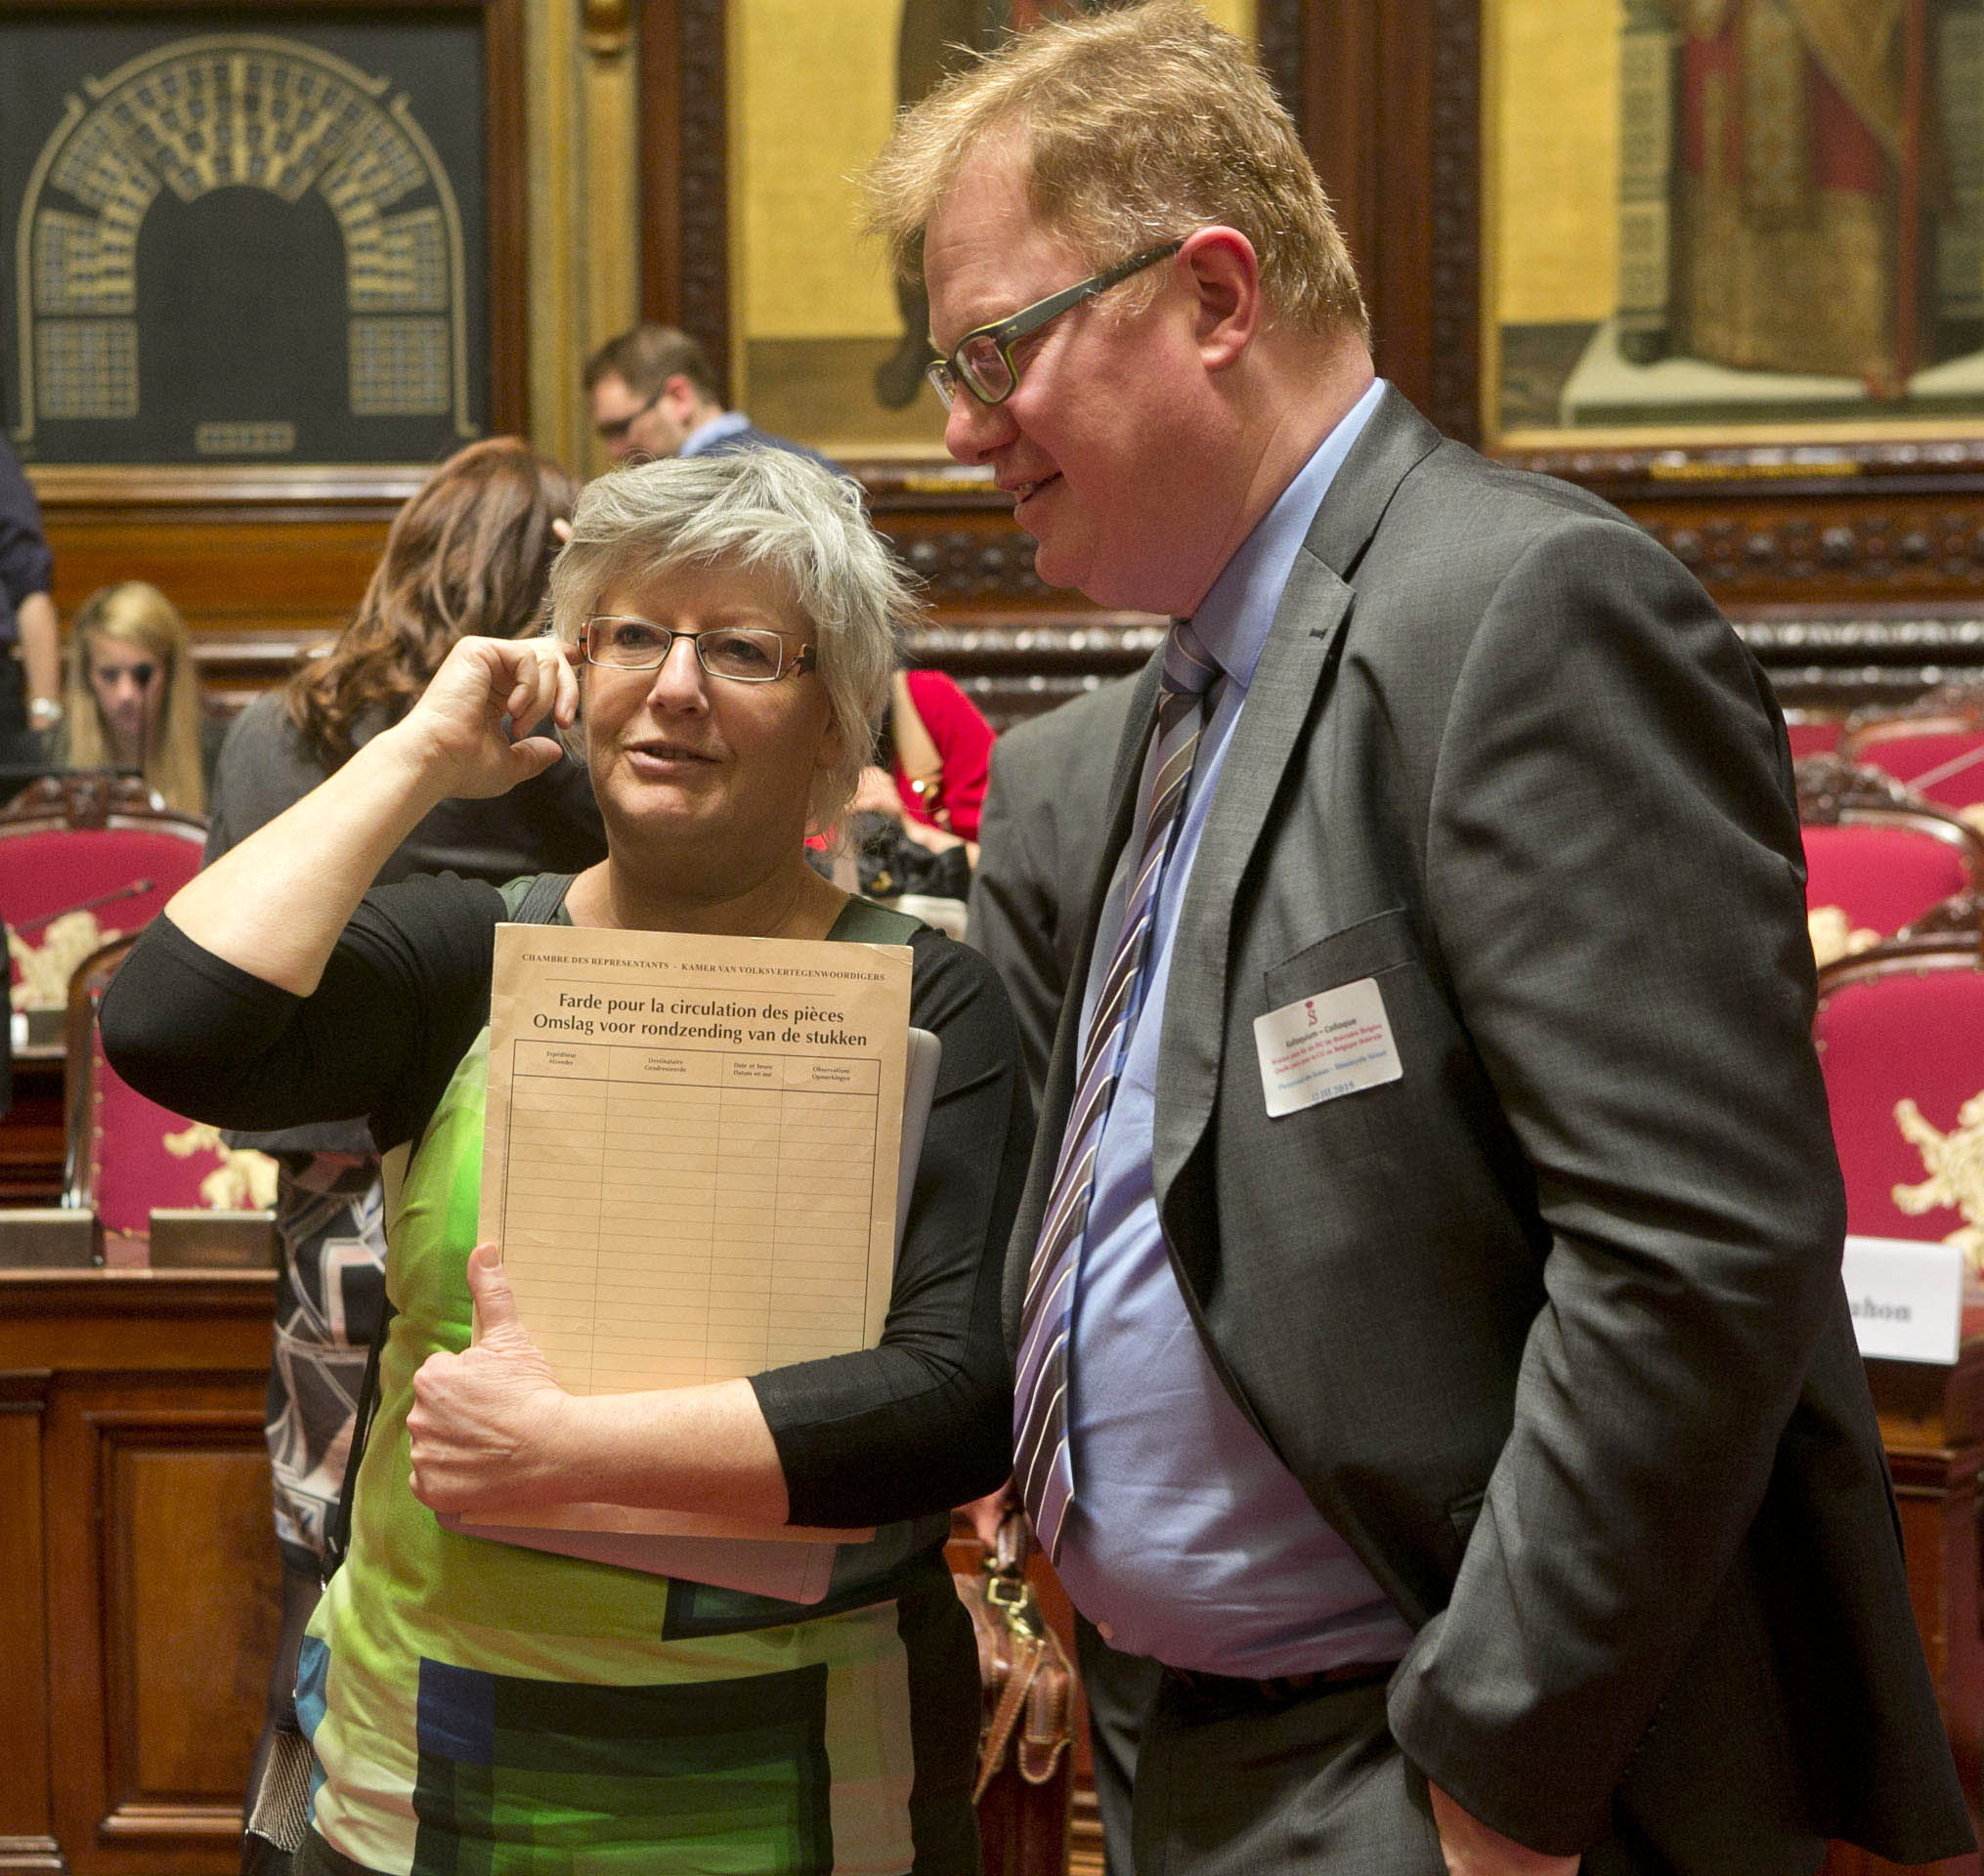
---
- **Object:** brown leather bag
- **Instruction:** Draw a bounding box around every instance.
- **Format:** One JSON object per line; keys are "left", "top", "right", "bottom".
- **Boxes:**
{"left": 954, "top": 1510, "right": 1074, "bottom": 1876}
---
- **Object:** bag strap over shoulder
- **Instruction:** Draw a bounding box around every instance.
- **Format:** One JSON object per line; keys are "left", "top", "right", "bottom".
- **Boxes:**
{"left": 320, "top": 871, "right": 577, "bottom": 1588}
{"left": 503, "top": 871, "right": 577, "bottom": 924}
{"left": 831, "top": 896, "right": 927, "bottom": 945}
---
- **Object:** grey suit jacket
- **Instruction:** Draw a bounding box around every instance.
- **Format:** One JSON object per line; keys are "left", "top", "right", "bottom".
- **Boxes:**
{"left": 968, "top": 677, "right": 1141, "bottom": 1099}
{"left": 1007, "top": 388, "right": 1968, "bottom": 1869}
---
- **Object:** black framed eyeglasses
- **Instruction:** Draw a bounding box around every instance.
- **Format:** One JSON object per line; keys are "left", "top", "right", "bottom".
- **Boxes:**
{"left": 582, "top": 616, "right": 818, "bottom": 683}
{"left": 926, "top": 238, "right": 1186, "bottom": 409}
{"left": 594, "top": 383, "right": 665, "bottom": 445}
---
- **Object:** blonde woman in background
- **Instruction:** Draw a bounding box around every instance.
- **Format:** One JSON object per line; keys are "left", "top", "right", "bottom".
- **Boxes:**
{"left": 59, "top": 580, "right": 219, "bottom": 816}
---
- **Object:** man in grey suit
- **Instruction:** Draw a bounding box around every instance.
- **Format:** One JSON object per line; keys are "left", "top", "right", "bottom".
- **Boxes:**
{"left": 867, "top": 5, "right": 1971, "bottom": 1874}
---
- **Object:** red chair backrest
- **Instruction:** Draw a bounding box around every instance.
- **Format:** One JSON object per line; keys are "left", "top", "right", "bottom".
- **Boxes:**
{"left": 1785, "top": 717, "right": 1844, "bottom": 760}
{"left": 2, "top": 818, "right": 204, "bottom": 1006}
{"left": 1815, "top": 952, "right": 1984, "bottom": 1245}
{"left": 65, "top": 938, "right": 272, "bottom": 1235}
{"left": 1842, "top": 729, "right": 1984, "bottom": 810}
{"left": 1800, "top": 822, "right": 1977, "bottom": 939}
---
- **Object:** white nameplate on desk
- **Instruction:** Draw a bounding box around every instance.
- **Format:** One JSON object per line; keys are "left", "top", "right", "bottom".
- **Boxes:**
{"left": 1840, "top": 1235, "right": 1963, "bottom": 1365}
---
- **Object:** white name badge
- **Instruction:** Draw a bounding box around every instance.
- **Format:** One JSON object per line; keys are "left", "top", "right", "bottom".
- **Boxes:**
{"left": 1254, "top": 976, "right": 1402, "bottom": 1119}
{"left": 1840, "top": 1235, "right": 1964, "bottom": 1365}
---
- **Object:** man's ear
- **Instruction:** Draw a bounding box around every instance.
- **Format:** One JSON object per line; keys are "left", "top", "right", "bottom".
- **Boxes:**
{"left": 1179, "top": 227, "right": 1261, "bottom": 373}
{"left": 663, "top": 373, "right": 700, "bottom": 417}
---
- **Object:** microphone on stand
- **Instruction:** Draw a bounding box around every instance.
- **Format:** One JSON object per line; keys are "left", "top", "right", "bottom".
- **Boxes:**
{"left": 16, "top": 879, "right": 155, "bottom": 936}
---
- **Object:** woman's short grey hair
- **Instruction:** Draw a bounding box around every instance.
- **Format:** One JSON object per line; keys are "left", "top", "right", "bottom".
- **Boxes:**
{"left": 547, "top": 449, "right": 916, "bottom": 831}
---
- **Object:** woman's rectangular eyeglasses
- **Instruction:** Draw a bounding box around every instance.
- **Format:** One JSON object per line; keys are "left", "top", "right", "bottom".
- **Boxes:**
{"left": 926, "top": 237, "right": 1186, "bottom": 408}
{"left": 581, "top": 617, "right": 817, "bottom": 683}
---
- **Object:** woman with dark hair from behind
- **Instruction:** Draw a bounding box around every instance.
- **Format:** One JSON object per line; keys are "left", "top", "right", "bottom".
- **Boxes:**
{"left": 203, "top": 437, "right": 609, "bottom": 1832}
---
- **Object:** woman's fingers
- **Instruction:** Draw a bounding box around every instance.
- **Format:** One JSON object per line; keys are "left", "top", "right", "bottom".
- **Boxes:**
{"left": 402, "top": 635, "right": 578, "bottom": 797}
{"left": 502, "top": 637, "right": 567, "bottom": 736}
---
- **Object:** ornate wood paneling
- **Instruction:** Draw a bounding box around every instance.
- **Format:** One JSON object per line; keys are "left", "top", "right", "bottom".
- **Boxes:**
{"left": 482, "top": 0, "right": 531, "bottom": 438}
{"left": 103, "top": 1429, "right": 275, "bottom": 1809}
{"left": 0, "top": 1272, "right": 280, "bottom": 1876}
{"left": 0, "top": 1382, "right": 54, "bottom": 1872}
{"left": 35, "top": 467, "right": 408, "bottom": 655}
{"left": 639, "top": 0, "right": 730, "bottom": 390}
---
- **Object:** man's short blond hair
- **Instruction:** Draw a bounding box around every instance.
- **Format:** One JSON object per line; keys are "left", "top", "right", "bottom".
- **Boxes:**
{"left": 863, "top": 0, "right": 1367, "bottom": 343}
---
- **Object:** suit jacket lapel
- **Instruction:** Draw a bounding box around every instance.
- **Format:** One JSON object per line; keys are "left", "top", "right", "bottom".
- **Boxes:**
{"left": 1153, "top": 388, "right": 1446, "bottom": 1263}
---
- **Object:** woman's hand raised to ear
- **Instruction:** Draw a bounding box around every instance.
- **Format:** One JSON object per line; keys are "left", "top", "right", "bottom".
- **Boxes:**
{"left": 393, "top": 633, "right": 582, "bottom": 802}
{"left": 161, "top": 633, "right": 582, "bottom": 997}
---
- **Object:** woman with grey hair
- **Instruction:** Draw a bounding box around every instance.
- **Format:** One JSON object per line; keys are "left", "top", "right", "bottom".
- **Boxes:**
{"left": 102, "top": 449, "right": 1030, "bottom": 1876}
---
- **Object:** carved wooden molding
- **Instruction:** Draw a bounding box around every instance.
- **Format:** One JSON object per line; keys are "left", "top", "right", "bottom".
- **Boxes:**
{"left": 0, "top": 773, "right": 201, "bottom": 834}
{"left": 26, "top": 463, "right": 424, "bottom": 512}
{"left": 1644, "top": 509, "right": 1984, "bottom": 590}
{"left": 1258, "top": 0, "right": 1306, "bottom": 125}
{"left": 1425, "top": 0, "right": 1481, "bottom": 446}
{"left": 1734, "top": 617, "right": 1984, "bottom": 661}
{"left": 676, "top": 0, "right": 730, "bottom": 391}
{"left": 889, "top": 530, "right": 1051, "bottom": 605}
{"left": 905, "top": 618, "right": 1164, "bottom": 664}
{"left": 1893, "top": 891, "right": 1984, "bottom": 945}
{"left": 0, "top": 1834, "right": 64, "bottom": 1873}
{"left": 1791, "top": 753, "right": 1931, "bottom": 821}
{"left": 1506, "top": 440, "right": 1984, "bottom": 485}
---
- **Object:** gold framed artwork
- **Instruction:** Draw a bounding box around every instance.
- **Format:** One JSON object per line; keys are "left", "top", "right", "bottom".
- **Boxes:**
{"left": 722, "top": 0, "right": 1257, "bottom": 459}
{"left": 1485, "top": 0, "right": 1984, "bottom": 452}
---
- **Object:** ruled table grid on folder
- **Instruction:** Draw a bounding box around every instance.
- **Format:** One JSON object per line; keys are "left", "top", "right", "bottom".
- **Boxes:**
{"left": 496, "top": 1038, "right": 883, "bottom": 1392}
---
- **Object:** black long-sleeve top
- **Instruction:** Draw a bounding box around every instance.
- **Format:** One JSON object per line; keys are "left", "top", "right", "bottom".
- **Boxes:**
{"left": 0, "top": 440, "right": 52, "bottom": 648}
{"left": 101, "top": 874, "right": 1033, "bottom": 1527}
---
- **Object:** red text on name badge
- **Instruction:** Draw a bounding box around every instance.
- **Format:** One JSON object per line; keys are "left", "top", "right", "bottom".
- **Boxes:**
{"left": 1252, "top": 975, "right": 1402, "bottom": 1120}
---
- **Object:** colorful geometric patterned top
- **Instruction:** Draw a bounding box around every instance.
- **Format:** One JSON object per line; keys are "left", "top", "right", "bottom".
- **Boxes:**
{"left": 296, "top": 896, "right": 984, "bottom": 1875}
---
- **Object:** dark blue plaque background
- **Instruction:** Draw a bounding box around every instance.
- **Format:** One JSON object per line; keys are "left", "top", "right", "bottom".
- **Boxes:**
{"left": 0, "top": 10, "right": 490, "bottom": 464}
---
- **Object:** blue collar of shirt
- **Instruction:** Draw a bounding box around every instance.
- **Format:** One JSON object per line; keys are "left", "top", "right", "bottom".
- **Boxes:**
{"left": 680, "top": 409, "right": 753, "bottom": 455}
{"left": 1187, "top": 377, "right": 1385, "bottom": 694}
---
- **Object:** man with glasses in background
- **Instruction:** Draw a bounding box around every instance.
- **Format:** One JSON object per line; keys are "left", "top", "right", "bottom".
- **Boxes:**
{"left": 582, "top": 324, "right": 838, "bottom": 473}
{"left": 866, "top": 5, "right": 1969, "bottom": 1875}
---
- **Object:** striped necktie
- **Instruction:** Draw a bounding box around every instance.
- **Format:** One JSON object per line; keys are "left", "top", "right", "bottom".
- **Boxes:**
{"left": 1014, "top": 618, "right": 1221, "bottom": 1561}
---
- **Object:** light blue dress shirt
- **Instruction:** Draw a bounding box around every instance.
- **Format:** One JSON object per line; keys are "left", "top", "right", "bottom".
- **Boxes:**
{"left": 1054, "top": 377, "right": 1415, "bottom": 1677}
{"left": 679, "top": 409, "right": 755, "bottom": 456}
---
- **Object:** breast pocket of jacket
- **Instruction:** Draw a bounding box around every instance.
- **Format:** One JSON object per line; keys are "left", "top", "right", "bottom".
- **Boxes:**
{"left": 1254, "top": 907, "right": 1425, "bottom": 1167}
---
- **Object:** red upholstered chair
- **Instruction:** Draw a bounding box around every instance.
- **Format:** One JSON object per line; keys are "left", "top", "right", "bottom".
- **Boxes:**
{"left": 1841, "top": 688, "right": 1984, "bottom": 812}
{"left": 63, "top": 939, "right": 278, "bottom": 1263}
{"left": 1784, "top": 711, "right": 1845, "bottom": 761}
{"left": 1815, "top": 936, "right": 1984, "bottom": 1269}
{"left": 1, "top": 773, "right": 205, "bottom": 1026}
{"left": 1794, "top": 756, "right": 1984, "bottom": 966}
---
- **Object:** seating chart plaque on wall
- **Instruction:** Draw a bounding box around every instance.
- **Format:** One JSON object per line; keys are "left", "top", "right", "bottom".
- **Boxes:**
{"left": 1, "top": 12, "right": 491, "bottom": 465}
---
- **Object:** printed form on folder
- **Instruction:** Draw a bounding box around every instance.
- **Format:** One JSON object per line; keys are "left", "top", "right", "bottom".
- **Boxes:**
{"left": 470, "top": 920, "right": 919, "bottom": 1549}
